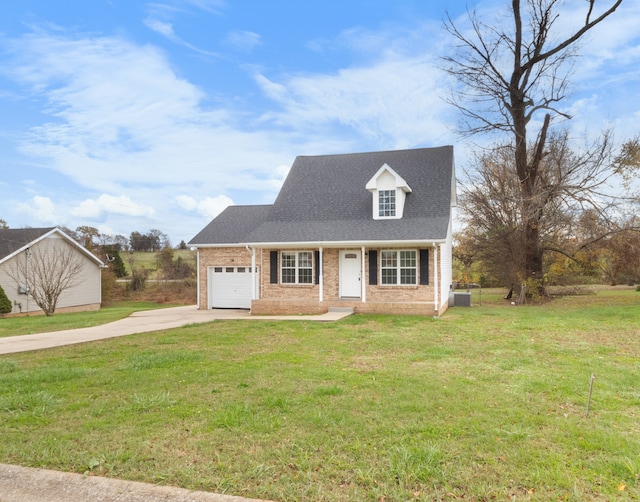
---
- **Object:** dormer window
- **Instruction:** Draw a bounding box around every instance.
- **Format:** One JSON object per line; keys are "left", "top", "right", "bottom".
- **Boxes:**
{"left": 379, "top": 190, "right": 396, "bottom": 217}
{"left": 366, "top": 163, "right": 411, "bottom": 220}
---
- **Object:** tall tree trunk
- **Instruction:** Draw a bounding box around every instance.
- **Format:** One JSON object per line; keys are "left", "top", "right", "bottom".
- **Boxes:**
{"left": 524, "top": 218, "right": 543, "bottom": 280}
{"left": 515, "top": 112, "right": 550, "bottom": 283}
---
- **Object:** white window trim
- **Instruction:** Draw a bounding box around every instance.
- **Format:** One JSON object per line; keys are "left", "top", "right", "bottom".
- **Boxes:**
{"left": 378, "top": 189, "right": 397, "bottom": 218}
{"left": 280, "top": 250, "right": 314, "bottom": 285}
{"left": 380, "top": 249, "right": 418, "bottom": 286}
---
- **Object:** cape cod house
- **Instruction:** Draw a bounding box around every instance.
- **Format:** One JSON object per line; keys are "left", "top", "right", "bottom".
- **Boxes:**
{"left": 189, "top": 146, "right": 457, "bottom": 316}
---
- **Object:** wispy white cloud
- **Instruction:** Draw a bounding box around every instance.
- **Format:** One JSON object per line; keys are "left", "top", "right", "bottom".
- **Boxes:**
{"left": 71, "top": 194, "right": 155, "bottom": 219}
{"left": 254, "top": 56, "right": 454, "bottom": 150}
{"left": 224, "top": 30, "right": 262, "bottom": 53}
{"left": 182, "top": 0, "right": 226, "bottom": 15}
{"left": 143, "top": 0, "right": 224, "bottom": 55}
{"left": 177, "top": 194, "right": 234, "bottom": 219}
{"left": 144, "top": 18, "right": 180, "bottom": 42}
{"left": 144, "top": 16, "right": 221, "bottom": 56}
{"left": 16, "top": 196, "right": 57, "bottom": 224}
{"left": 5, "top": 32, "right": 288, "bottom": 190}
{"left": 145, "top": 0, "right": 226, "bottom": 17}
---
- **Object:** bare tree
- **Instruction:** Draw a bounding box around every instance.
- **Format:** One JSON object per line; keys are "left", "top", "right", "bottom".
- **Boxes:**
{"left": 7, "top": 240, "right": 85, "bottom": 316}
{"left": 459, "top": 130, "right": 635, "bottom": 286}
{"left": 443, "top": 0, "right": 624, "bottom": 283}
{"left": 75, "top": 225, "right": 101, "bottom": 252}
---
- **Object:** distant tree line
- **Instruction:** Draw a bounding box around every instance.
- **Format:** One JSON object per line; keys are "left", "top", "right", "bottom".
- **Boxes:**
{"left": 55, "top": 226, "right": 186, "bottom": 253}
{"left": 59, "top": 226, "right": 174, "bottom": 253}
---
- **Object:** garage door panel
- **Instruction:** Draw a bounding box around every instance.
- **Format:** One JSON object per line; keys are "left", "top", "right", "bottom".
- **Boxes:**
{"left": 208, "top": 267, "right": 257, "bottom": 309}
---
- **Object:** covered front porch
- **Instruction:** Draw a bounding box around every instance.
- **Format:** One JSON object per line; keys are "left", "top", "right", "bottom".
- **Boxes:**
{"left": 249, "top": 242, "right": 448, "bottom": 317}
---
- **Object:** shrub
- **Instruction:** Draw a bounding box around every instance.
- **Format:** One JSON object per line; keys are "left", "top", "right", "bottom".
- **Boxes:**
{"left": 128, "top": 267, "right": 149, "bottom": 291}
{"left": 0, "top": 283, "right": 11, "bottom": 314}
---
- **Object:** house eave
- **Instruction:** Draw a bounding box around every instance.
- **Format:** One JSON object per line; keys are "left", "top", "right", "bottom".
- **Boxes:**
{"left": 191, "top": 239, "right": 447, "bottom": 250}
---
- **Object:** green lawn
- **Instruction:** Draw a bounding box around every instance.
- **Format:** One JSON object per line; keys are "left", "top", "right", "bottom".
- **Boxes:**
{"left": 0, "top": 290, "right": 638, "bottom": 501}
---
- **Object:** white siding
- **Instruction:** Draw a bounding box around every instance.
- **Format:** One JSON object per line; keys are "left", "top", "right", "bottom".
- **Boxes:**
{"left": 377, "top": 170, "right": 397, "bottom": 190}
{"left": 439, "top": 218, "right": 454, "bottom": 311}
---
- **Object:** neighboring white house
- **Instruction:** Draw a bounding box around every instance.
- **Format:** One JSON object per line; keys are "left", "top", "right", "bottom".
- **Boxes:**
{"left": 0, "top": 227, "right": 104, "bottom": 316}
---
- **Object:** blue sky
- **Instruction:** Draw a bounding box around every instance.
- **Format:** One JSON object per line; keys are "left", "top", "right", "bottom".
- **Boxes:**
{"left": 1, "top": 0, "right": 639, "bottom": 246}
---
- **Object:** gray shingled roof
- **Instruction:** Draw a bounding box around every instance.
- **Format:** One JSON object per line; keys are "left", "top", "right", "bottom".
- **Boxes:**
{"left": 189, "top": 146, "right": 455, "bottom": 246}
{"left": 0, "top": 228, "right": 55, "bottom": 262}
{"left": 189, "top": 205, "right": 272, "bottom": 245}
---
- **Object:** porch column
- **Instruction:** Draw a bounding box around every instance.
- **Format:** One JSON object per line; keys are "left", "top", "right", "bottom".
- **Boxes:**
{"left": 361, "top": 246, "right": 366, "bottom": 302}
{"left": 250, "top": 246, "right": 257, "bottom": 301}
{"left": 433, "top": 243, "right": 439, "bottom": 312}
{"left": 319, "top": 247, "right": 324, "bottom": 302}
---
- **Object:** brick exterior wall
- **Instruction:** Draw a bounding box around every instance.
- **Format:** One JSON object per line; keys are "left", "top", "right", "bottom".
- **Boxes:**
{"left": 198, "top": 246, "right": 449, "bottom": 316}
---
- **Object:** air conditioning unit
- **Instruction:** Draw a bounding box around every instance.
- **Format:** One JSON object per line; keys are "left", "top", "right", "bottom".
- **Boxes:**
{"left": 17, "top": 285, "right": 30, "bottom": 295}
{"left": 453, "top": 292, "right": 471, "bottom": 307}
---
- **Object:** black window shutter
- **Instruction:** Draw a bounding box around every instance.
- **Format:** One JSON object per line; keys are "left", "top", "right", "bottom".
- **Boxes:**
{"left": 419, "top": 249, "right": 429, "bottom": 285}
{"left": 369, "top": 250, "right": 378, "bottom": 285}
{"left": 315, "top": 250, "right": 321, "bottom": 284}
{"left": 270, "top": 251, "right": 278, "bottom": 284}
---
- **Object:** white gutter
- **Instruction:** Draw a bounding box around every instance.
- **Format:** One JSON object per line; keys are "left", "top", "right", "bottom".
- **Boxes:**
{"left": 192, "top": 238, "right": 447, "bottom": 250}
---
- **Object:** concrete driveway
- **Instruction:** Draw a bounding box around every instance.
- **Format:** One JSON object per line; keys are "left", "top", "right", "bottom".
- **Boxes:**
{"left": 0, "top": 306, "right": 352, "bottom": 355}
{"left": 0, "top": 463, "right": 271, "bottom": 502}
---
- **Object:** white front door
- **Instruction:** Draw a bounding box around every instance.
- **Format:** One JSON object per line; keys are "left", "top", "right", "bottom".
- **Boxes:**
{"left": 339, "top": 250, "right": 361, "bottom": 298}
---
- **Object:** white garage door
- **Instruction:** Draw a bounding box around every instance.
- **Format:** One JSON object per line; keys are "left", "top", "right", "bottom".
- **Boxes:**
{"left": 208, "top": 266, "right": 257, "bottom": 309}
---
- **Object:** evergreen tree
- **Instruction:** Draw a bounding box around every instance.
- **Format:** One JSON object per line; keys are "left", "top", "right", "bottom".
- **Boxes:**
{"left": 0, "top": 283, "right": 12, "bottom": 315}
{"left": 104, "top": 248, "right": 128, "bottom": 278}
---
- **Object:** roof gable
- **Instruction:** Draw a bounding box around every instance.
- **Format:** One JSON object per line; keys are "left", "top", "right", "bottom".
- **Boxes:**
{"left": 365, "top": 163, "right": 412, "bottom": 193}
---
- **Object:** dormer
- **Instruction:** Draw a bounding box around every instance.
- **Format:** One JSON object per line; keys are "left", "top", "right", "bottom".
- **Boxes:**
{"left": 366, "top": 163, "right": 412, "bottom": 220}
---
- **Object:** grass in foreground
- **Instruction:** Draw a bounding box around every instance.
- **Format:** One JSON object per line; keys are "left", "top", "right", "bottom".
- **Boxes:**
{"left": 0, "top": 291, "right": 638, "bottom": 501}
{"left": 0, "top": 302, "right": 172, "bottom": 338}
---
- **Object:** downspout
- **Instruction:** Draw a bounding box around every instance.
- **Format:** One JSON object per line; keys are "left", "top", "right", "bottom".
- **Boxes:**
{"left": 25, "top": 247, "right": 30, "bottom": 314}
{"left": 361, "top": 246, "right": 366, "bottom": 303}
{"left": 246, "top": 245, "right": 256, "bottom": 308}
{"left": 433, "top": 243, "right": 439, "bottom": 313}
{"left": 195, "top": 249, "right": 200, "bottom": 309}
{"left": 319, "top": 247, "right": 323, "bottom": 302}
